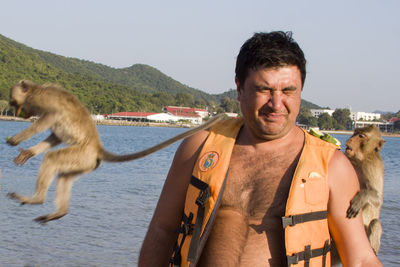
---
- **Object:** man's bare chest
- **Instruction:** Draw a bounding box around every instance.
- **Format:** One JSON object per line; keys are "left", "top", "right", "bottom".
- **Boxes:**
{"left": 221, "top": 146, "right": 301, "bottom": 219}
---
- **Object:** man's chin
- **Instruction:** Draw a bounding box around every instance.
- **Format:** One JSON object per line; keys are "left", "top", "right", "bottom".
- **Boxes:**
{"left": 254, "top": 124, "right": 290, "bottom": 140}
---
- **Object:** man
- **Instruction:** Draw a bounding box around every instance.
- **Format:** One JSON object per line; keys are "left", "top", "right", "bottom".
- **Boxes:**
{"left": 139, "top": 32, "right": 382, "bottom": 266}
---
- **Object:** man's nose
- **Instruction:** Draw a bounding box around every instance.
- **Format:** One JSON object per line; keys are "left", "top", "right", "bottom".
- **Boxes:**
{"left": 267, "top": 91, "right": 283, "bottom": 110}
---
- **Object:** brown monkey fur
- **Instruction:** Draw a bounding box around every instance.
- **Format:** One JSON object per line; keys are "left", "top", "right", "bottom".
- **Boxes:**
{"left": 6, "top": 80, "right": 223, "bottom": 223}
{"left": 345, "top": 125, "right": 385, "bottom": 255}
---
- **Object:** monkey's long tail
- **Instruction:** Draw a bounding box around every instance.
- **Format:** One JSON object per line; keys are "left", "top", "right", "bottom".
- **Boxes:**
{"left": 99, "top": 114, "right": 225, "bottom": 163}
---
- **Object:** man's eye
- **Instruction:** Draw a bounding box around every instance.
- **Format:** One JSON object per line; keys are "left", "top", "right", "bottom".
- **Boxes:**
{"left": 283, "top": 88, "right": 297, "bottom": 94}
{"left": 256, "top": 87, "right": 271, "bottom": 93}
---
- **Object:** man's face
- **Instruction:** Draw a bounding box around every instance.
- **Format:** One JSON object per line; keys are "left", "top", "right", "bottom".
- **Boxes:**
{"left": 236, "top": 65, "right": 302, "bottom": 141}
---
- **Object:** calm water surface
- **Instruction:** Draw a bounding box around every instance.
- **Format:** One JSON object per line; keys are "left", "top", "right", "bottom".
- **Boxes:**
{"left": 0, "top": 121, "right": 398, "bottom": 266}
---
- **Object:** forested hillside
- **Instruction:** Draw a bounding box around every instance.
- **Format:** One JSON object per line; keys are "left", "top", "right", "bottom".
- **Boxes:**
{"left": 0, "top": 34, "right": 320, "bottom": 114}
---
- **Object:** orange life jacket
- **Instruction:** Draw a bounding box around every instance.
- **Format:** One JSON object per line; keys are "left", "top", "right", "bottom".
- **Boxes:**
{"left": 169, "top": 118, "right": 337, "bottom": 267}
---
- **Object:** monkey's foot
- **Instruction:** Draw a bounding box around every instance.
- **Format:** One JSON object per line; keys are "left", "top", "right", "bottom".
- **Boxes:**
{"left": 7, "top": 192, "right": 44, "bottom": 205}
{"left": 34, "top": 211, "right": 67, "bottom": 224}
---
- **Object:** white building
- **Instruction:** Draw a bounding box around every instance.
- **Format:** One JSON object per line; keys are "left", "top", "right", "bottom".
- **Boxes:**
{"left": 350, "top": 112, "right": 381, "bottom": 121}
{"left": 310, "top": 109, "right": 335, "bottom": 117}
{"left": 311, "top": 109, "right": 381, "bottom": 122}
{"left": 107, "top": 111, "right": 203, "bottom": 125}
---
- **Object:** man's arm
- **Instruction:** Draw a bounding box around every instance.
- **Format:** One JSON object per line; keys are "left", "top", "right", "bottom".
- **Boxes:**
{"left": 139, "top": 130, "right": 209, "bottom": 266}
{"left": 328, "top": 150, "right": 382, "bottom": 266}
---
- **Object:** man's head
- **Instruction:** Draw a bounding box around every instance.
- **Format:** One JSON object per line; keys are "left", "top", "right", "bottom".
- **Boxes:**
{"left": 235, "top": 32, "right": 305, "bottom": 141}
{"left": 235, "top": 31, "right": 306, "bottom": 88}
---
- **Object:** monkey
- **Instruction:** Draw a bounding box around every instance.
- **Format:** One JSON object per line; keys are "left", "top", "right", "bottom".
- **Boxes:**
{"left": 330, "top": 125, "right": 384, "bottom": 265}
{"left": 6, "top": 80, "right": 224, "bottom": 223}
{"left": 345, "top": 124, "right": 385, "bottom": 255}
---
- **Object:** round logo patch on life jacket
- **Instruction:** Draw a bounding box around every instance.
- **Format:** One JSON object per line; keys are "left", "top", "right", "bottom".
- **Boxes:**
{"left": 199, "top": 151, "right": 219, "bottom": 172}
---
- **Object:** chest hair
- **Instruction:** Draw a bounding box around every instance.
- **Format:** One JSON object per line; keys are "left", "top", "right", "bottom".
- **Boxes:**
{"left": 222, "top": 144, "right": 301, "bottom": 219}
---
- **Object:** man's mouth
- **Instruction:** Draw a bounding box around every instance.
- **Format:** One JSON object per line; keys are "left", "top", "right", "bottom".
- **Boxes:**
{"left": 259, "top": 111, "right": 286, "bottom": 120}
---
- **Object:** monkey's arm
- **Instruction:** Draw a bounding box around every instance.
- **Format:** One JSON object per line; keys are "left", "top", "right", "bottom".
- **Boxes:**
{"left": 328, "top": 151, "right": 382, "bottom": 266}
{"left": 346, "top": 188, "right": 381, "bottom": 218}
{"left": 7, "top": 113, "right": 58, "bottom": 146}
{"left": 14, "top": 133, "right": 62, "bottom": 166}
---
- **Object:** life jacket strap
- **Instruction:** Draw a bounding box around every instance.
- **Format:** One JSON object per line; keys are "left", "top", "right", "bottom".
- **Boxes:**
{"left": 282, "top": 210, "right": 328, "bottom": 229}
{"left": 287, "top": 240, "right": 331, "bottom": 267}
{"left": 187, "top": 176, "right": 211, "bottom": 263}
{"left": 169, "top": 212, "right": 194, "bottom": 267}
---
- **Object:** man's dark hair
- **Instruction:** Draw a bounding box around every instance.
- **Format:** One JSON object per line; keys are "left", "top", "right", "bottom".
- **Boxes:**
{"left": 235, "top": 31, "right": 306, "bottom": 87}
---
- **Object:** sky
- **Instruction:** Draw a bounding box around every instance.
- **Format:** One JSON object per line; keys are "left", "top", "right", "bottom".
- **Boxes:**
{"left": 1, "top": 0, "right": 399, "bottom": 113}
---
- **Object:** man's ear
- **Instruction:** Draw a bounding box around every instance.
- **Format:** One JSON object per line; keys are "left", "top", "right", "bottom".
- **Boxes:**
{"left": 235, "top": 76, "right": 242, "bottom": 101}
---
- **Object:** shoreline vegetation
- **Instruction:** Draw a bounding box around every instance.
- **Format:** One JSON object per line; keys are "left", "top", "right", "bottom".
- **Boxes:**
{"left": 1, "top": 115, "right": 399, "bottom": 137}
{"left": 0, "top": 115, "right": 193, "bottom": 128}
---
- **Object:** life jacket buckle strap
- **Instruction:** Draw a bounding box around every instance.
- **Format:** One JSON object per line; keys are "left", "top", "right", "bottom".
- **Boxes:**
{"left": 287, "top": 254, "right": 299, "bottom": 265}
{"left": 286, "top": 239, "right": 331, "bottom": 267}
{"left": 282, "top": 210, "right": 328, "bottom": 229}
{"left": 195, "top": 187, "right": 210, "bottom": 207}
{"left": 282, "top": 216, "right": 294, "bottom": 228}
{"left": 175, "top": 212, "right": 194, "bottom": 235}
{"left": 170, "top": 212, "right": 195, "bottom": 266}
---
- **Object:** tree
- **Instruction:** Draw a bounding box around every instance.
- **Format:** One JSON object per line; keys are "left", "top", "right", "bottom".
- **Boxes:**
{"left": 175, "top": 93, "right": 194, "bottom": 107}
{"left": 297, "top": 106, "right": 318, "bottom": 127}
{"left": 220, "top": 97, "right": 240, "bottom": 113}
{"left": 332, "top": 108, "right": 351, "bottom": 130}
{"left": 318, "top": 113, "right": 334, "bottom": 130}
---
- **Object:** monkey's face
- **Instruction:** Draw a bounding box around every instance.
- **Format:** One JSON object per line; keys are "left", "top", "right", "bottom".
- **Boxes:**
{"left": 9, "top": 81, "right": 31, "bottom": 118}
{"left": 345, "top": 133, "right": 364, "bottom": 160}
{"left": 345, "top": 126, "right": 384, "bottom": 161}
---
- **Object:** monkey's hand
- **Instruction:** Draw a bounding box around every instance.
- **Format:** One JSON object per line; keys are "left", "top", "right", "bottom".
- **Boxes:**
{"left": 14, "top": 149, "right": 34, "bottom": 166}
{"left": 346, "top": 192, "right": 363, "bottom": 218}
{"left": 6, "top": 136, "right": 20, "bottom": 146}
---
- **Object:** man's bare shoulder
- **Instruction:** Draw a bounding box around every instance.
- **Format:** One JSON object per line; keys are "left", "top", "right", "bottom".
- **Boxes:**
{"left": 175, "top": 129, "right": 210, "bottom": 160}
{"left": 328, "top": 150, "right": 358, "bottom": 187}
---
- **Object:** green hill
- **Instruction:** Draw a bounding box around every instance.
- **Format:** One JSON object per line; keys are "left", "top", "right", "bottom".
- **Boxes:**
{"left": 0, "top": 34, "right": 320, "bottom": 114}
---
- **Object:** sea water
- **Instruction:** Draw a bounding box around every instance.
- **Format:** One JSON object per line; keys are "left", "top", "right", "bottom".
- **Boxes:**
{"left": 0, "top": 121, "right": 398, "bottom": 266}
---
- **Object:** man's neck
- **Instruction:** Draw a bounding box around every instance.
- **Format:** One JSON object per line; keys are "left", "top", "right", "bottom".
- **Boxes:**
{"left": 236, "top": 124, "right": 304, "bottom": 151}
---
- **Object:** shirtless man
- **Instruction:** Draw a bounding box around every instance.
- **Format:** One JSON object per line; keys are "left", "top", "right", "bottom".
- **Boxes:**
{"left": 139, "top": 32, "right": 382, "bottom": 266}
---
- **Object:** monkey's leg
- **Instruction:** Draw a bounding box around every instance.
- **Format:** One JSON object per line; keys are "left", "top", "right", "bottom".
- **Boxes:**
{"left": 33, "top": 145, "right": 98, "bottom": 223}
{"left": 367, "top": 219, "right": 382, "bottom": 255}
{"left": 34, "top": 174, "right": 75, "bottom": 224}
{"left": 8, "top": 150, "right": 59, "bottom": 205}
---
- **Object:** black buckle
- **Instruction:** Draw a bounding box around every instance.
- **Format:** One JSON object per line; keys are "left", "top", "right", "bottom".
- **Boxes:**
{"left": 287, "top": 254, "right": 299, "bottom": 265}
{"left": 282, "top": 211, "right": 328, "bottom": 229}
{"left": 195, "top": 187, "right": 210, "bottom": 207}
{"left": 181, "top": 222, "right": 193, "bottom": 236}
{"left": 286, "top": 240, "right": 331, "bottom": 267}
{"left": 175, "top": 213, "right": 194, "bottom": 235}
{"left": 282, "top": 216, "right": 294, "bottom": 228}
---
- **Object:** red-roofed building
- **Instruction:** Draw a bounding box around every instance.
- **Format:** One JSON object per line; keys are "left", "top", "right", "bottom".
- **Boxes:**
{"left": 164, "top": 106, "right": 209, "bottom": 118}
{"left": 107, "top": 108, "right": 205, "bottom": 124}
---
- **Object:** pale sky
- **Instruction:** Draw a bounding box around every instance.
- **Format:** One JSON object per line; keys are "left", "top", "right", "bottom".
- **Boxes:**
{"left": 1, "top": 0, "right": 399, "bottom": 112}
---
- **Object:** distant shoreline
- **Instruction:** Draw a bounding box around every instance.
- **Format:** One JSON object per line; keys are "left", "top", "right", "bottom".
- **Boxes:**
{"left": 322, "top": 130, "right": 400, "bottom": 138}
{"left": 0, "top": 116, "right": 193, "bottom": 128}
{"left": 1, "top": 116, "right": 399, "bottom": 137}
